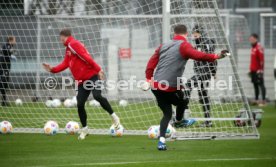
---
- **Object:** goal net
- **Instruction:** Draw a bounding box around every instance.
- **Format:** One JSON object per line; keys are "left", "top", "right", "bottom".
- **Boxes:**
{"left": 0, "top": 0, "right": 259, "bottom": 139}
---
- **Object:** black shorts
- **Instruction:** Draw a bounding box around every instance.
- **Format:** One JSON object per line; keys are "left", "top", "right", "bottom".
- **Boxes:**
{"left": 251, "top": 72, "right": 264, "bottom": 84}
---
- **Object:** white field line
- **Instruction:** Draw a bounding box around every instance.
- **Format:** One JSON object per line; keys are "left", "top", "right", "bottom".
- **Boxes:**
{"left": 30, "top": 157, "right": 275, "bottom": 167}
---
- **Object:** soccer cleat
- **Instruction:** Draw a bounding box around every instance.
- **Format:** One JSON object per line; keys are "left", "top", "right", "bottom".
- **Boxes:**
{"left": 112, "top": 116, "right": 121, "bottom": 130}
{"left": 157, "top": 141, "right": 167, "bottom": 151}
{"left": 78, "top": 126, "right": 89, "bottom": 140}
{"left": 174, "top": 119, "right": 196, "bottom": 128}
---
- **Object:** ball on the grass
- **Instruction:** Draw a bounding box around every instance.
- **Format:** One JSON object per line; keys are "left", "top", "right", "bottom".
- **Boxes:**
{"left": 147, "top": 124, "right": 175, "bottom": 139}
{"left": 44, "top": 120, "right": 59, "bottom": 135}
{"left": 110, "top": 124, "right": 124, "bottom": 137}
{"left": 52, "top": 99, "right": 61, "bottom": 108}
{"left": 45, "top": 100, "right": 53, "bottom": 108}
{"left": 15, "top": 98, "right": 23, "bottom": 106}
{"left": 64, "top": 99, "right": 74, "bottom": 108}
{"left": 88, "top": 100, "right": 100, "bottom": 107}
{"left": 165, "top": 124, "right": 175, "bottom": 138}
{"left": 119, "top": 100, "right": 128, "bottom": 107}
{"left": 65, "top": 121, "right": 80, "bottom": 135}
{"left": 0, "top": 121, "right": 13, "bottom": 134}
{"left": 71, "top": 96, "right": 77, "bottom": 106}
{"left": 147, "top": 125, "right": 159, "bottom": 139}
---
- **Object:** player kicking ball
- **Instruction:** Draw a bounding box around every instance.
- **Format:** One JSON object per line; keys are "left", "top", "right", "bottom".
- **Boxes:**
{"left": 42, "top": 28, "right": 121, "bottom": 140}
{"left": 143, "top": 24, "right": 229, "bottom": 151}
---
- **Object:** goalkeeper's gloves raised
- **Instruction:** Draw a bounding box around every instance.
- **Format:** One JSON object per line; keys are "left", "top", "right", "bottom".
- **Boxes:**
{"left": 218, "top": 50, "right": 230, "bottom": 59}
{"left": 139, "top": 79, "right": 151, "bottom": 91}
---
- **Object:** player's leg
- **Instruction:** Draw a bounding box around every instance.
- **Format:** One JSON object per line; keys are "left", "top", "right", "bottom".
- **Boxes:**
{"left": 173, "top": 90, "right": 196, "bottom": 128}
{"left": 0, "top": 73, "right": 9, "bottom": 106}
{"left": 251, "top": 72, "right": 259, "bottom": 103}
{"left": 198, "top": 82, "right": 212, "bottom": 127}
{"left": 90, "top": 75, "right": 120, "bottom": 128}
{"left": 258, "top": 76, "right": 266, "bottom": 106}
{"left": 152, "top": 89, "right": 172, "bottom": 151}
{"left": 77, "top": 84, "right": 91, "bottom": 140}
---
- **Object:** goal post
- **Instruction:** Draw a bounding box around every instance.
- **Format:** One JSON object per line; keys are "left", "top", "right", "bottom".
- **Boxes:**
{"left": 0, "top": 0, "right": 259, "bottom": 139}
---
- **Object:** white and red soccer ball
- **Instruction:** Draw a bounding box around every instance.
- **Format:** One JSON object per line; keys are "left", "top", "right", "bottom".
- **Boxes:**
{"left": 0, "top": 121, "right": 13, "bottom": 134}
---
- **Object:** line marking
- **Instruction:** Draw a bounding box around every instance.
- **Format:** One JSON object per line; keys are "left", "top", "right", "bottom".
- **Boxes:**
{"left": 30, "top": 157, "right": 276, "bottom": 167}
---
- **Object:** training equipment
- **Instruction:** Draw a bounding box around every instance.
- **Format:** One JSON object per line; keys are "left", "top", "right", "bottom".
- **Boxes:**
{"left": 0, "top": 121, "right": 13, "bottom": 134}
{"left": 110, "top": 124, "right": 124, "bottom": 137}
{"left": 52, "top": 99, "right": 61, "bottom": 108}
{"left": 119, "top": 100, "right": 128, "bottom": 107}
{"left": 0, "top": 0, "right": 259, "bottom": 140}
{"left": 147, "top": 125, "right": 159, "bottom": 139}
{"left": 88, "top": 100, "right": 100, "bottom": 107}
{"left": 71, "top": 96, "right": 77, "bottom": 106}
{"left": 64, "top": 99, "right": 74, "bottom": 108}
{"left": 45, "top": 100, "right": 53, "bottom": 108}
{"left": 147, "top": 124, "right": 175, "bottom": 139}
{"left": 44, "top": 121, "right": 59, "bottom": 135}
{"left": 15, "top": 99, "right": 23, "bottom": 106}
{"left": 65, "top": 121, "right": 80, "bottom": 135}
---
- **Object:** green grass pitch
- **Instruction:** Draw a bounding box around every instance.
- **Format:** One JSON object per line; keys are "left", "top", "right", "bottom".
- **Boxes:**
{"left": 0, "top": 105, "right": 276, "bottom": 167}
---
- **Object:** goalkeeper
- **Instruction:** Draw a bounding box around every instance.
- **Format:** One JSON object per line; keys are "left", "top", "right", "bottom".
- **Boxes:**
{"left": 144, "top": 24, "right": 229, "bottom": 151}
{"left": 42, "top": 28, "right": 120, "bottom": 140}
{"left": 184, "top": 25, "right": 218, "bottom": 127}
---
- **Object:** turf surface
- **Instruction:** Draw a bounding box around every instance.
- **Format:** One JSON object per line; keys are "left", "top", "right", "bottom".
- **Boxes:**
{"left": 0, "top": 105, "right": 276, "bottom": 167}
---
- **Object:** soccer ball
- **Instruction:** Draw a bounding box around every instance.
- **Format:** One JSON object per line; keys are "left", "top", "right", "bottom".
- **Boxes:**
{"left": 65, "top": 121, "right": 80, "bottom": 135}
{"left": 71, "top": 96, "right": 77, "bottom": 106}
{"left": 119, "top": 100, "right": 128, "bottom": 107}
{"left": 147, "top": 125, "right": 159, "bottom": 139}
{"left": 147, "top": 124, "right": 176, "bottom": 139}
{"left": 15, "top": 98, "right": 23, "bottom": 106}
{"left": 64, "top": 99, "right": 74, "bottom": 108}
{"left": 52, "top": 99, "right": 61, "bottom": 108}
{"left": 44, "top": 120, "right": 59, "bottom": 135}
{"left": 88, "top": 100, "right": 100, "bottom": 107}
{"left": 45, "top": 100, "right": 53, "bottom": 108}
{"left": 110, "top": 124, "right": 124, "bottom": 137}
{"left": 0, "top": 121, "right": 13, "bottom": 134}
{"left": 165, "top": 124, "right": 176, "bottom": 138}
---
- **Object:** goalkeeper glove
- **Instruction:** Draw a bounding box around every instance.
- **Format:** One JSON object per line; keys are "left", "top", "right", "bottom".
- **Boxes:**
{"left": 218, "top": 50, "right": 230, "bottom": 59}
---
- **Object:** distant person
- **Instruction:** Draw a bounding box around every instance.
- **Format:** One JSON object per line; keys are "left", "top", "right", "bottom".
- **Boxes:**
{"left": 0, "top": 36, "right": 16, "bottom": 106}
{"left": 249, "top": 33, "right": 266, "bottom": 106}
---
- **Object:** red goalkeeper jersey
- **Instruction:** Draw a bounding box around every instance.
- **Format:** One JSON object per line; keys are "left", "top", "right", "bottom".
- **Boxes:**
{"left": 51, "top": 36, "right": 101, "bottom": 84}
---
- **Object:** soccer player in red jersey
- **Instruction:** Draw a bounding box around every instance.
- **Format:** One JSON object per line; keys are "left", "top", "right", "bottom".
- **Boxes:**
{"left": 43, "top": 29, "right": 120, "bottom": 140}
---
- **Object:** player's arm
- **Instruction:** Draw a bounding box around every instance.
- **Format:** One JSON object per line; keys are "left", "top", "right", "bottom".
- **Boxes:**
{"left": 145, "top": 45, "right": 161, "bottom": 81}
{"left": 42, "top": 55, "right": 69, "bottom": 73}
{"left": 180, "top": 42, "right": 228, "bottom": 61}
{"left": 207, "top": 39, "right": 218, "bottom": 76}
{"left": 140, "top": 45, "right": 161, "bottom": 91}
{"left": 257, "top": 46, "right": 264, "bottom": 72}
{"left": 68, "top": 41, "right": 101, "bottom": 73}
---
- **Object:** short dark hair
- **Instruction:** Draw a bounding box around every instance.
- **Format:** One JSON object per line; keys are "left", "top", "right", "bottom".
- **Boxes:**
{"left": 174, "top": 24, "right": 187, "bottom": 34}
{"left": 7, "top": 36, "right": 15, "bottom": 42}
{"left": 250, "top": 33, "right": 259, "bottom": 39}
{"left": 60, "top": 28, "right": 72, "bottom": 37}
{"left": 192, "top": 25, "right": 204, "bottom": 34}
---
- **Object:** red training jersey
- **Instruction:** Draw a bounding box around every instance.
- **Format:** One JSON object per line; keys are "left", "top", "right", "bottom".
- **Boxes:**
{"left": 250, "top": 42, "right": 264, "bottom": 72}
{"left": 51, "top": 36, "right": 101, "bottom": 84}
{"left": 145, "top": 35, "right": 219, "bottom": 92}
